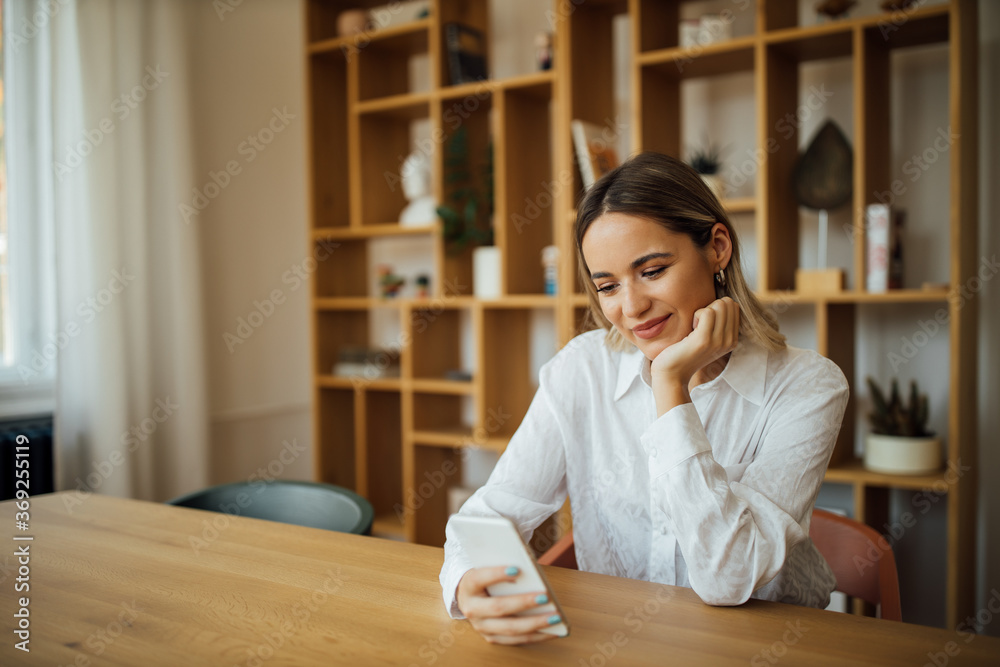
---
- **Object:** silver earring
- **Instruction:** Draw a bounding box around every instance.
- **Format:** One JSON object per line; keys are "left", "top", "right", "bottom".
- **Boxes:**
{"left": 715, "top": 267, "right": 727, "bottom": 287}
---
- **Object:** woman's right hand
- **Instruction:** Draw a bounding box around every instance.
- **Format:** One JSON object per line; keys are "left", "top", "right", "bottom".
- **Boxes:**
{"left": 456, "top": 566, "right": 562, "bottom": 645}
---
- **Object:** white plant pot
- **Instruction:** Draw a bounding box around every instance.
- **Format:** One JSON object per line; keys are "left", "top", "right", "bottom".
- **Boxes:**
{"left": 700, "top": 173, "right": 725, "bottom": 201}
{"left": 864, "top": 434, "right": 942, "bottom": 475}
{"left": 473, "top": 246, "right": 501, "bottom": 299}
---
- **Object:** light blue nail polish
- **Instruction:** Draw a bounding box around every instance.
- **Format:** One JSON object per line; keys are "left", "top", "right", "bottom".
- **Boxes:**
{"left": 535, "top": 594, "right": 548, "bottom": 605}
{"left": 505, "top": 566, "right": 519, "bottom": 576}
{"left": 548, "top": 615, "right": 561, "bottom": 625}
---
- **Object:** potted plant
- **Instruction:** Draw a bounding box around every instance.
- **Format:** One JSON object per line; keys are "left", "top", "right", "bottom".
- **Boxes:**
{"left": 437, "top": 127, "right": 497, "bottom": 297}
{"left": 687, "top": 138, "right": 725, "bottom": 201}
{"left": 864, "top": 377, "right": 941, "bottom": 474}
{"left": 436, "top": 127, "right": 493, "bottom": 253}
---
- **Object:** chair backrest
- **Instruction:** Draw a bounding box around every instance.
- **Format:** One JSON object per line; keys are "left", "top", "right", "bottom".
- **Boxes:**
{"left": 167, "top": 480, "right": 374, "bottom": 535}
{"left": 809, "top": 508, "right": 902, "bottom": 621}
{"left": 540, "top": 509, "right": 902, "bottom": 621}
{"left": 537, "top": 533, "right": 577, "bottom": 569}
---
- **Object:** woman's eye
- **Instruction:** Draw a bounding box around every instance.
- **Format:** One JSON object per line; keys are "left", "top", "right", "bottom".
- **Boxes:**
{"left": 642, "top": 267, "right": 665, "bottom": 279}
{"left": 595, "top": 283, "right": 617, "bottom": 294}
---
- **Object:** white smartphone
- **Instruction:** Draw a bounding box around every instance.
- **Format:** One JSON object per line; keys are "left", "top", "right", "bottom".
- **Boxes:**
{"left": 450, "top": 514, "right": 570, "bottom": 637}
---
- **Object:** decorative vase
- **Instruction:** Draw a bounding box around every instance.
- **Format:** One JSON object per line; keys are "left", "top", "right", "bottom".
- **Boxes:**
{"left": 700, "top": 173, "right": 725, "bottom": 201}
{"left": 473, "top": 246, "right": 501, "bottom": 299}
{"left": 864, "top": 434, "right": 942, "bottom": 475}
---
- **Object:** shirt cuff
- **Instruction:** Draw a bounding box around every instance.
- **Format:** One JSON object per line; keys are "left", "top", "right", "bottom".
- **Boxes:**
{"left": 440, "top": 559, "right": 472, "bottom": 620}
{"left": 640, "top": 403, "right": 711, "bottom": 478}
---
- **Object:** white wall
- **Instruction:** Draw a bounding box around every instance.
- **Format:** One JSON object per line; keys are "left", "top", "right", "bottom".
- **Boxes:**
{"left": 186, "top": 0, "right": 312, "bottom": 483}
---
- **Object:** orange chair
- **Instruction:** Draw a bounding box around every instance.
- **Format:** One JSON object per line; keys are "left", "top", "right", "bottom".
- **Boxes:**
{"left": 809, "top": 508, "right": 901, "bottom": 621}
{"left": 537, "top": 508, "right": 902, "bottom": 621}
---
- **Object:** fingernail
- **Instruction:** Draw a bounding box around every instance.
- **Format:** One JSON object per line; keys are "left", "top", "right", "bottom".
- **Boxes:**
{"left": 535, "top": 594, "right": 548, "bottom": 605}
{"left": 505, "top": 566, "right": 519, "bottom": 576}
{"left": 548, "top": 615, "right": 561, "bottom": 625}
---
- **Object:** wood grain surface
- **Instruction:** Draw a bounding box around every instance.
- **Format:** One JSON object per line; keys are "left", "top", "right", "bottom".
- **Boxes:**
{"left": 1, "top": 493, "right": 998, "bottom": 666}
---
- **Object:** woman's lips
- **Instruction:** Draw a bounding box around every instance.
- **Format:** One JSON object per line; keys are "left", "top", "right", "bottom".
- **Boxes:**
{"left": 632, "top": 315, "right": 669, "bottom": 340}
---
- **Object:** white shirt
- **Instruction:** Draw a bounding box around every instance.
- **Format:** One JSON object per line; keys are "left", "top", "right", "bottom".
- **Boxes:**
{"left": 440, "top": 329, "right": 849, "bottom": 617}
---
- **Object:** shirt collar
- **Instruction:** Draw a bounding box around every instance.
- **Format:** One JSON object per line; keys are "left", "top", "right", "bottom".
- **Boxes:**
{"left": 613, "top": 336, "right": 768, "bottom": 405}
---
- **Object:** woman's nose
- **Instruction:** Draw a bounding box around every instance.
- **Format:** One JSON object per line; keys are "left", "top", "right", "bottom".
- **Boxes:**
{"left": 621, "top": 283, "right": 650, "bottom": 319}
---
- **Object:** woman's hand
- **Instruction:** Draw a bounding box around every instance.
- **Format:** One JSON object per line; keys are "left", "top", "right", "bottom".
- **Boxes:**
{"left": 650, "top": 297, "right": 740, "bottom": 415}
{"left": 456, "top": 566, "right": 561, "bottom": 645}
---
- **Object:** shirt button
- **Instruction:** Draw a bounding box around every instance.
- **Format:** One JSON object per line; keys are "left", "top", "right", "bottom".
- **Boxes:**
{"left": 650, "top": 449, "right": 658, "bottom": 458}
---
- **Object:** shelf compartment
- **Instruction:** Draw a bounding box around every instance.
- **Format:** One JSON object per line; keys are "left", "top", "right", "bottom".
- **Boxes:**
{"left": 355, "top": 23, "right": 430, "bottom": 101}
{"left": 357, "top": 102, "right": 431, "bottom": 227}
{"left": 315, "top": 309, "right": 369, "bottom": 377}
{"left": 480, "top": 308, "right": 538, "bottom": 440}
{"left": 435, "top": 0, "right": 490, "bottom": 90}
{"left": 358, "top": 390, "right": 403, "bottom": 525}
{"left": 313, "top": 238, "right": 368, "bottom": 298}
{"left": 315, "top": 387, "right": 356, "bottom": 490}
{"left": 496, "top": 80, "right": 554, "bottom": 296}
{"left": 436, "top": 91, "right": 492, "bottom": 296}
{"left": 407, "top": 305, "right": 471, "bottom": 381}
{"left": 308, "top": 52, "right": 350, "bottom": 229}
{"left": 759, "top": 36, "right": 855, "bottom": 291}
{"left": 410, "top": 445, "right": 465, "bottom": 546}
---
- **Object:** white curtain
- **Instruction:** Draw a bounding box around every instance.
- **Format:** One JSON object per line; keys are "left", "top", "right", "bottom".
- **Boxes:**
{"left": 7, "top": 0, "right": 209, "bottom": 500}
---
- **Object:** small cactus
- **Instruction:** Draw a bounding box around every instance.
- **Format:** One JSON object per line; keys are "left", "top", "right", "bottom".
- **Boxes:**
{"left": 866, "top": 377, "right": 933, "bottom": 437}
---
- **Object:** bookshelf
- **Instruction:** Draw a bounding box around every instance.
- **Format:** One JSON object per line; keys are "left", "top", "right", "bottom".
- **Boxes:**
{"left": 304, "top": 0, "right": 978, "bottom": 627}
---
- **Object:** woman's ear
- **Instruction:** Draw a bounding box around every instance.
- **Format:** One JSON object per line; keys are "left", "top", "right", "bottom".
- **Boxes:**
{"left": 709, "top": 222, "right": 733, "bottom": 271}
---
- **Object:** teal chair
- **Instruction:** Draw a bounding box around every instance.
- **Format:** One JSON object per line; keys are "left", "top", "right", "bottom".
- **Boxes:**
{"left": 167, "top": 480, "right": 374, "bottom": 535}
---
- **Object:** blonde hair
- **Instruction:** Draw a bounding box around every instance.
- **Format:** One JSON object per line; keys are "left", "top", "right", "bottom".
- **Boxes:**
{"left": 575, "top": 151, "right": 785, "bottom": 353}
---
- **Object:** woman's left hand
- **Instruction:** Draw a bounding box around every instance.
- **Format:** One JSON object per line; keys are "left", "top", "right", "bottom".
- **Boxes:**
{"left": 650, "top": 297, "right": 740, "bottom": 404}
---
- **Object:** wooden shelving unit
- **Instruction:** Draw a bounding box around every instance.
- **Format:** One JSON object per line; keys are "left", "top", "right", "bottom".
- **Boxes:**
{"left": 304, "top": 0, "right": 978, "bottom": 627}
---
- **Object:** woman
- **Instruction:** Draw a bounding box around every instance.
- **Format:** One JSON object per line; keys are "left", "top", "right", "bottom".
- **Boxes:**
{"left": 439, "top": 151, "right": 849, "bottom": 645}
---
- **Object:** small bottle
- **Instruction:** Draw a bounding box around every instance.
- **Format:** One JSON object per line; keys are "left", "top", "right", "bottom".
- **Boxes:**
{"left": 541, "top": 245, "right": 559, "bottom": 296}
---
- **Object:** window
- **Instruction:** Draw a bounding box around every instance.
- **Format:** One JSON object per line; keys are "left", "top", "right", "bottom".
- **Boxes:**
{"left": 0, "top": 0, "right": 55, "bottom": 416}
{"left": 0, "top": 0, "right": 8, "bottom": 365}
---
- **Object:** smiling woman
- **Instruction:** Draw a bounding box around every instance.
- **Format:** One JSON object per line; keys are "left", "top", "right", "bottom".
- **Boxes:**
{"left": 440, "top": 151, "right": 850, "bottom": 646}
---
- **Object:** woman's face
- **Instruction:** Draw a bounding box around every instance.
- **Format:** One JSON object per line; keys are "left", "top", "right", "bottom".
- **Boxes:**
{"left": 581, "top": 213, "right": 723, "bottom": 360}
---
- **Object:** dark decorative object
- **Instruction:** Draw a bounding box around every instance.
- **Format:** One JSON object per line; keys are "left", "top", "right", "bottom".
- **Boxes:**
{"left": 794, "top": 120, "right": 853, "bottom": 210}
{"left": 445, "top": 23, "right": 487, "bottom": 85}
{"left": 436, "top": 126, "right": 494, "bottom": 254}
{"left": 866, "top": 377, "right": 932, "bottom": 438}
{"left": 378, "top": 265, "right": 405, "bottom": 298}
{"left": 793, "top": 119, "right": 852, "bottom": 292}
{"left": 816, "top": 0, "right": 857, "bottom": 20}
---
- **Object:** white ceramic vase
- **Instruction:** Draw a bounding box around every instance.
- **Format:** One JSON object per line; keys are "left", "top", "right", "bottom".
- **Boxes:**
{"left": 864, "top": 434, "right": 942, "bottom": 475}
{"left": 473, "top": 246, "right": 501, "bottom": 299}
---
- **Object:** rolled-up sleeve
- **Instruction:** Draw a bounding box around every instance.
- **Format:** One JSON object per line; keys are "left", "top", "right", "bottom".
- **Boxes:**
{"left": 641, "top": 359, "right": 849, "bottom": 606}
{"left": 439, "top": 362, "right": 569, "bottom": 618}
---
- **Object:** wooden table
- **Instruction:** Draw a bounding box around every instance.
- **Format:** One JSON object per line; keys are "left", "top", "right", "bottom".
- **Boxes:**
{"left": 2, "top": 493, "right": 998, "bottom": 666}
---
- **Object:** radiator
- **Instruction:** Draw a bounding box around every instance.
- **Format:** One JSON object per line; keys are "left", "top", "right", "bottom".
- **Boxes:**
{"left": 0, "top": 415, "right": 55, "bottom": 501}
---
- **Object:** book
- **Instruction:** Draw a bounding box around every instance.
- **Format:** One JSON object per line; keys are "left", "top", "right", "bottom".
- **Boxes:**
{"left": 445, "top": 23, "right": 487, "bottom": 86}
{"left": 572, "top": 120, "right": 620, "bottom": 189}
